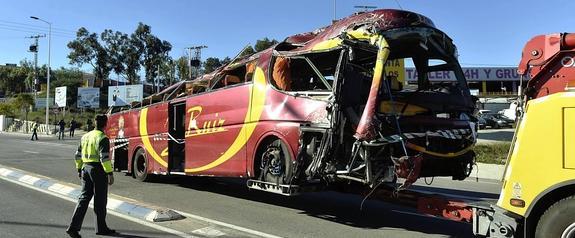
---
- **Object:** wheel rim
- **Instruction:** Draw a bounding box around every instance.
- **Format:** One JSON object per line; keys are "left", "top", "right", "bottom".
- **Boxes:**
{"left": 136, "top": 155, "right": 146, "bottom": 174}
{"left": 562, "top": 222, "right": 575, "bottom": 238}
{"left": 260, "top": 145, "right": 283, "bottom": 176}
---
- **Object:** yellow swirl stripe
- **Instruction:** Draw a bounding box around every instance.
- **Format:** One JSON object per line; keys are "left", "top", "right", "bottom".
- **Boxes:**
{"left": 185, "top": 67, "right": 267, "bottom": 172}
{"left": 139, "top": 108, "right": 168, "bottom": 167}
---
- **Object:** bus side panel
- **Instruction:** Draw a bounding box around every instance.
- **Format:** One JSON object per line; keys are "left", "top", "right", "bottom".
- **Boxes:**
{"left": 107, "top": 108, "right": 141, "bottom": 172}
{"left": 184, "top": 85, "right": 251, "bottom": 176}
{"left": 139, "top": 103, "right": 170, "bottom": 174}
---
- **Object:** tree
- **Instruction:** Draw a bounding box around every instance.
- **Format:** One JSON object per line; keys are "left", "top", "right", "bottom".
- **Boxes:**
{"left": 254, "top": 37, "right": 278, "bottom": 52}
{"left": 239, "top": 46, "right": 255, "bottom": 57}
{"left": 67, "top": 27, "right": 111, "bottom": 84}
{"left": 101, "top": 30, "right": 127, "bottom": 81}
{"left": 52, "top": 67, "right": 84, "bottom": 108}
{"left": 0, "top": 102, "right": 15, "bottom": 117}
{"left": 176, "top": 56, "right": 190, "bottom": 81}
{"left": 13, "top": 94, "right": 35, "bottom": 130}
{"left": 158, "top": 56, "right": 176, "bottom": 87}
{"left": 203, "top": 57, "right": 222, "bottom": 74}
{"left": 221, "top": 57, "right": 232, "bottom": 66}
{"left": 131, "top": 23, "right": 172, "bottom": 84}
{"left": 238, "top": 38, "right": 278, "bottom": 57}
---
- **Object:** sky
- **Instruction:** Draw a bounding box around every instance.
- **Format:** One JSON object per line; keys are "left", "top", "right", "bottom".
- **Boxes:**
{"left": 0, "top": 0, "right": 574, "bottom": 72}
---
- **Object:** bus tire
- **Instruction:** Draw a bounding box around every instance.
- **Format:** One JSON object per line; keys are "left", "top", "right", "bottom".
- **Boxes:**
{"left": 257, "top": 138, "right": 293, "bottom": 185}
{"left": 535, "top": 196, "right": 575, "bottom": 238}
{"left": 133, "top": 148, "right": 150, "bottom": 182}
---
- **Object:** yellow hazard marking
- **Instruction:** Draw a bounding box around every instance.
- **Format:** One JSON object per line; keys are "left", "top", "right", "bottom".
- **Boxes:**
{"left": 185, "top": 67, "right": 267, "bottom": 172}
{"left": 139, "top": 108, "right": 168, "bottom": 167}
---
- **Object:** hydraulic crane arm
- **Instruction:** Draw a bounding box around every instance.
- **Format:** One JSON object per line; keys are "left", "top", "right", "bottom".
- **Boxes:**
{"left": 518, "top": 33, "right": 575, "bottom": 100}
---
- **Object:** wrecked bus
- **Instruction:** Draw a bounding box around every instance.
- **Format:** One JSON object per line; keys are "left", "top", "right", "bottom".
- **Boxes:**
{"left": 107, "top": 9, "right": 478, "bottom": 195}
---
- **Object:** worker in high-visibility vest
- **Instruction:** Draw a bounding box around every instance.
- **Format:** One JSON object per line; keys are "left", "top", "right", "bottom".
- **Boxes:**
{"left": 66, "top": 115, "right": 116, "bottom": 238}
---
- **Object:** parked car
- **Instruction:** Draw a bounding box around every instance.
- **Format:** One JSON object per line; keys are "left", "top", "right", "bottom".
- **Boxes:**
{"left": 479, "top": 113, "right": 514, "bottom": 129}
{"left": 477, "top": 116, "right": 487, "bottom": 129}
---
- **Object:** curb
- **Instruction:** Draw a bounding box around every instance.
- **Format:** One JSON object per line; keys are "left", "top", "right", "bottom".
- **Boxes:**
{"left": 470, "top": 162, "right": 505, "bottom": 181}
{"left": 0, "top": 165, "right": 185, "bottom": 222}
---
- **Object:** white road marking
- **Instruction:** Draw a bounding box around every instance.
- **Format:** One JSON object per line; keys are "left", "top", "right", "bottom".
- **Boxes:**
{"left": 0, "top": 165, "right": 283, "bottom": 238}
{"left": 23, "top": 150, "right": 39, "bottom": 154}
{"left": 176, "top": 210, "right": 283, "bottom": 238}
{"left": 191, "top": 227, "right": 226, "bottom": 237}
{"left": 0, "top": 168, "right": 194, "bottom": 238}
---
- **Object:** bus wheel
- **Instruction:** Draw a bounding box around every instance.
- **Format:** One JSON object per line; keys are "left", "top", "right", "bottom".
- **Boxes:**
{"left": 535, "top": 196, "right": 575, "bottom": 238}
{"left": 133, "top": 149, "right": 150, "bottom": 182}
{"left": 257, "top": 138, "right": 292, "bottom": 185}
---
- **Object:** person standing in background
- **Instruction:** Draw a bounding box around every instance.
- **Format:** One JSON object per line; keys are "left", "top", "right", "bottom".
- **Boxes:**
{"left": 31, "top": 119, "right": 39, "bottom": 141}
{"left": 70, "top": 118, "right": 77, "bottom": 138}
{"left": 58, "top": 119, "right": 66, "bottom": 140}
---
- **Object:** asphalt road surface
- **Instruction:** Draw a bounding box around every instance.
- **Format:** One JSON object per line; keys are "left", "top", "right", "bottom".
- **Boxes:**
{"left": 0, "top": 133, "right": 502, "bottom": 238}
{"left": 0, "top": 177, "right": 177, "bottom": 238}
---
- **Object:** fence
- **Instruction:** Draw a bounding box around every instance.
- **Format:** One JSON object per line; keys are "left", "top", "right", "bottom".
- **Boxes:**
{"left": 0, "top": 117, "right": 54, "bottom": 134}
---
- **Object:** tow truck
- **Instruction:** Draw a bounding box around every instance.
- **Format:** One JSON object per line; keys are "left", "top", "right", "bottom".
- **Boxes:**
{"left": 469, "top": 33, "right": 575, "bottom": 238}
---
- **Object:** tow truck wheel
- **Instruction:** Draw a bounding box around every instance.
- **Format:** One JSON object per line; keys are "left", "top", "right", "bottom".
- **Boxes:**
{"left": 535, "top": 196, "right": 575, "bottom": 238}
{"left": 133, "top": 149, "right": 150, "bottom": 182}
{"left": 257, "top": 138, "right": 292, "bottom": 185}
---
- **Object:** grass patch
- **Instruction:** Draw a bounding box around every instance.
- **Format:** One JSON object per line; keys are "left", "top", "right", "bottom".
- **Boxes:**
{"left": 474, "top": 142, "right": 511, "bottom": 165}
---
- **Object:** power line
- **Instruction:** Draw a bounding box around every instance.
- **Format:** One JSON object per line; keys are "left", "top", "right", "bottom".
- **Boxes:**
{"left": 0, "top": 19, "right": 76, "bottom": 33}
{"left": 393, "top": 0, "right": 404, "bottom": 10}
{"left": 0, "top": 26, "right": 74, "bottom": 38}
{"left": 0, "top": 23, "right": 75, "bottom": 36}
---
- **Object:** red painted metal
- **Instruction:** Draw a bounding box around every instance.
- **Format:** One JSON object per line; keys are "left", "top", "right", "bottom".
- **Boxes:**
{"left": 518, "top": 33, "right": 575, "bottom": 100}
{"left": 289, "top": 9, "right": 435, "bottom": 53}
{"left": 417, "top": 197, "right": 473, "bottom": 223}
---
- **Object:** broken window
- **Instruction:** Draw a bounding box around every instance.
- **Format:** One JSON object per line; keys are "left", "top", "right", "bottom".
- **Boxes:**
{"left": 271, "top": 50, "right": 340, "bottom": 93}
{"left": 210, "top": 62, "right": 253, "bottom": 91}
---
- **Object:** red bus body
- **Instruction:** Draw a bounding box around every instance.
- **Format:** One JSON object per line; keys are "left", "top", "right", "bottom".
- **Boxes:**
{"left": 107, "top": 9, "right": 478, "bottom": 193}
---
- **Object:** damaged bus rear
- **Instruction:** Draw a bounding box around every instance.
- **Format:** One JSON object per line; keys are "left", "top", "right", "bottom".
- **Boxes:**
{"left": 249, "top": 9, "right": 478, "bottom": 193}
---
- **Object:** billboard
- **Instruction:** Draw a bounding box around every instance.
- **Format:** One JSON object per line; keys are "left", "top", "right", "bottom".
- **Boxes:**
{"left": 55, "top": 86, "right": 67, "bottom": 107}
{"left": 405, "top": 67, "right": 520, "bottom": 82}
{"left": 384, "top": 59, "right": 405, "bottom": 84}
{"left": 108, "top": 85, "right": 143, "bottom": 107}
{"left": 35, "top": 97, "right": 54, "bottom": 109}
{"left": 77, "top": 88, "right": 100, "bottom": 109}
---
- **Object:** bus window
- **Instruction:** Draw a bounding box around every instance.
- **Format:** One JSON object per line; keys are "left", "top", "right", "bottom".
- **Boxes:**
{"left": 272, "top": 51, "right": 339, "bottom": 92}
{"left": 211, "top": 64, "right": 248, "bottom": 91}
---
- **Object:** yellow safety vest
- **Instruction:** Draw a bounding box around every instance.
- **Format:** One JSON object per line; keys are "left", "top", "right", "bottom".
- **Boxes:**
{"left": 74, "top": 130, "right": 113, "bottom": 173}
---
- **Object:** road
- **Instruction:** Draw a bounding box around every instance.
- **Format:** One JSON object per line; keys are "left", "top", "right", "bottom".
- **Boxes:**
{"left": 477, "top": 128, "right": 515, "bottom": 143}
{"left": 0, "top": 133, "right": 502, "bottom": 237}
{"left": 0, "top": 178, "right": 176, "bottom": 238}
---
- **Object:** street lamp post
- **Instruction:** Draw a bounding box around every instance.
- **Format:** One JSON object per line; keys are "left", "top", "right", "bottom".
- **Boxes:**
{"left": 30, "top": 16, "right": 51, "bottom": 134}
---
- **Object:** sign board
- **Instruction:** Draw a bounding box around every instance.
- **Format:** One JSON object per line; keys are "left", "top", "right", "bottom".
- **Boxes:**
{"left": 470, "top": 89, "right": 480, "bottom": 96}
{"left": 55, "top": 86, "right": 67, "bottom": 107}
{"left": 77, "top": 88, "right": 100, "bottom": 109}
{"left": 384, "top": 59, "right": 405, "bottom": 84}
{"left": 108, "top": 85, "right": 143, "bottom": 107}
{"left": 35, "top": 97, "right": 54, "bottom": 109}
{"left": 405, "top": 67, "right": 520, "bottom": 82}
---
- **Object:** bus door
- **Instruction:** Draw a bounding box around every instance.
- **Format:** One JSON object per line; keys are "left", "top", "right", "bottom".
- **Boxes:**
{"left": 168, "top": 101, "right": 186, "bottom": 172}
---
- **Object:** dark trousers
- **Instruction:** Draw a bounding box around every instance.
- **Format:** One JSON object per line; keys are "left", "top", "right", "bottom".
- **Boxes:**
{"left": 68, "top": 164, "right": 109, "bottom": 233}
{"left": 31, "top": 129, "right": 38, "bottom": 140}
{"left": 70, "top": 128, "right": 75, "bottom": 137}
{"left": 58, "top": 129, "right": 65, "bottom": 140}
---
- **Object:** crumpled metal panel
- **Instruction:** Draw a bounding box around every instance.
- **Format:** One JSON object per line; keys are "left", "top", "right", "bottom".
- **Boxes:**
{"left": 285, "top": 9, "right": 435, "bottom": 53}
